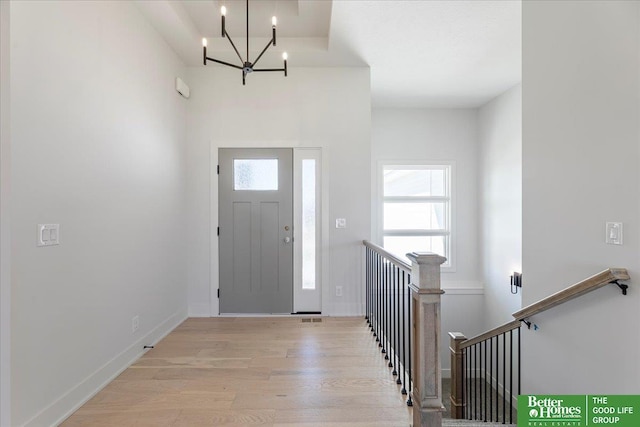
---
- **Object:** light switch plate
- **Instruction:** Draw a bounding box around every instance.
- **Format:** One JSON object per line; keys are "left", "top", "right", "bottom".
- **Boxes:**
{"left": 37, "top": 224, "right": 60, "bottom": 247}
{"left": 335, "top": 218, "right": 346, "bottom": 229}
{"left": 605, "top": 222, "right": 623, "bottom": 245}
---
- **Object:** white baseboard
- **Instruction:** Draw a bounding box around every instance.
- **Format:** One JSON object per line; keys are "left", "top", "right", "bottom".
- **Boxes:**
{"left": 22, "top": 308, "right": 188, "bottom": 427}
{"left": 188, "top": 303, "right": 212, "bottom": 317}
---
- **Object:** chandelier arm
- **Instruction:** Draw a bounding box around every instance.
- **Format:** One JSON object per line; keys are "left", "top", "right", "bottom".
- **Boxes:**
{"left": 251, "top": 38, "right": 276, "bottom": 69}
{"left": 252, "top": 68, "right": 286, "bottom": 72}
{"left": 224, "top": 31, "right": 245, "bottom": 65}
{"left": 205, "top": 57, "right": 244, "bottom": 70}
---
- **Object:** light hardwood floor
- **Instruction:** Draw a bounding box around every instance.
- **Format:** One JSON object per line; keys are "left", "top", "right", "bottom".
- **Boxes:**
{"left": 62, "top": 317, "right": 413, "bottom": 427}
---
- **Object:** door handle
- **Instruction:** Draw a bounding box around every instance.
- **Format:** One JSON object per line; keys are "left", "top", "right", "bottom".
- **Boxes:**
{"left": 284, "top": 237, "right": 292, "bottom": 244}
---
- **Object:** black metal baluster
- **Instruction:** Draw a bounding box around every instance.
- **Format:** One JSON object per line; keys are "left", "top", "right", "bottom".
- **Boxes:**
{"left": 474, "top": 343, "right": 478, "bottom": 420}
{"left": 386, "top": 261, "right": 391, "bottom": 361}
{"left": 483, "top": 340, "right": 487, "bottom": 422}
{"left": 518, "top": 327, "right": 521, "bottom": 395}
{"left": 465, "top": 347, "right": 469, "bottom": 419}
{"left": 382, "top": 260, "right": 387, "bottom": 357}
{"left": 368, "top": 249, "right": 372, "bottom": 326}
{"left": 366, "top": 249, "right": 369, "bottom": 324}
{"left": 502, "top": 332, "right": 506, "bottom": 424}
{"left": 406, "top": 280, "right": 413, "bottom": 407}
{"left": 388, "top": 263, "right": 393, "bottom": 368}
{"left": 462, "top": 347, "right": 466, "bottom": 419}
{"left": 485, "top": 337, "right": 493, "bottom": 421}
{"left": 495, "top": 334, "right": 499, "bottom": 422}
{"left": 376, "top": 255, "right": 382, "bottom": 347}
{"left": 401, "top": 271, "right": 407, "bottom": 396}
{"left": 390, "top": 266, "right": 396, "bottom": 371}
{"left": 370, "top": 250, "right": 374, "bottom": 331}
{"left": 393, "top": 267, "right": 402, "bottom": 384}
{"left": 476, "top": 343, "right": 480, "bottom": 421}
{"left": 509, "top": 329, "right": 513, "bottom": 424}
{"left": 469, "top": 346, "right": 476, "bottom": 419}
{"left": 469, "top": 344, "right": 472, "bottom": 420}
{"left": 371, "top": 251, "right": 376, "bottom": 334}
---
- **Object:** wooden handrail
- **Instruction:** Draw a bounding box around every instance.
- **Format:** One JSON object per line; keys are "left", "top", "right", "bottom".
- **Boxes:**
{"left": 362, "top": 240, "right": 411, "bottom": 273}
{"left": 459, "top": 320, "right": 521, "bottom": 349}
{"left": 454, "top": 268, "right": 629, "bottom": 348}
{"left": 512, "top": 268, "right": 629, "bottom": 321}
{"left": 449, "top": 268, "right": 629, "bottom": 421}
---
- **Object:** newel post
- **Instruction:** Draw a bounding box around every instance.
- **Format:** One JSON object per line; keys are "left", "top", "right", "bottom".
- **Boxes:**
{"left": 449, "top": 332, "right": 466, "bottom": 419}
{"left": 407, "top": 252, "right": 447, "bottom": 427}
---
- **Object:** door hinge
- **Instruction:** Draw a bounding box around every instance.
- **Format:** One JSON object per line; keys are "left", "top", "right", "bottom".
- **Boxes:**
{"left": 217, "top": 227, "right": 220, "bottom": 236}
{"left": 217, "top": 289, "right": 220, "bottom": 299}
{"left": 217, "top": 165, "right": 220, "bottom": 174}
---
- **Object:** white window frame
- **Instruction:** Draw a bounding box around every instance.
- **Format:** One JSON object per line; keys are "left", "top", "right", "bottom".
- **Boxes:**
{"left": 378, "top": 161, "right": 455, "bottom": 271}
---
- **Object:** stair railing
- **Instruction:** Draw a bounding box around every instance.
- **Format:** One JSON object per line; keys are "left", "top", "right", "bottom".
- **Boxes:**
{"left": 364, "top": 241, "right": 413, "bottom": 404}
{"left": 363, "top": 240, "right": 447, "bottom": 427}
{"left": 449, "top": 268, "right": 630, "bottom": 424}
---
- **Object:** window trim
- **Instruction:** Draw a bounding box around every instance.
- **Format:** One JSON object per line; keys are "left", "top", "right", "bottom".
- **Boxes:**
{"left": 378, "top": 161, "right": 456, "bottom": 272}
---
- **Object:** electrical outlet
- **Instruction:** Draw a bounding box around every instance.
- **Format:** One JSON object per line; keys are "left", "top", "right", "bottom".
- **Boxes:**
{"left": 132, "top": 315, "right": 139, "bottom": 333}
{"left": 335, "top": 286, "right": 343, "bottom": 297}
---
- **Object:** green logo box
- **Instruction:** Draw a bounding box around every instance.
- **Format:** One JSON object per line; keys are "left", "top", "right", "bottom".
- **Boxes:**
{"left": 518, "top": 395, "right": 640, "bottom": 426}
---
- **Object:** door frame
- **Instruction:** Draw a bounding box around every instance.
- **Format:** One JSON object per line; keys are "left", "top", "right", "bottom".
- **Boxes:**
{"left": 210, "top": 145, "right": 325, "bottom": 316}
{"left": 1, "top": 0, "right": 11, "bottom": 423}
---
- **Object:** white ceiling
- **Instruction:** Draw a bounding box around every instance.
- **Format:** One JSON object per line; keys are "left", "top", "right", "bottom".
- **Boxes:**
{"left": 136, "top": 0, "right": 521, "bottom": 108}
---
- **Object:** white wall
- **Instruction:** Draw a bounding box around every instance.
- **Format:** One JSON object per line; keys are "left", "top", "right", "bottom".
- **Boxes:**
{"left": 0, "top": 1, "right": 11, "bottom": 425}
{"left": 371, "top": 108, "right": 486, "bottom": 373}
{"left": 10, "top": 2, "right": 188, "bottom": 425}
{"left": 186, "top": 67, "right": 371, "bottom": 317}
{"left": 522, "top": 0, "right": 640, "bottom": 393}
{"left": 478, "top": 85, "right": 522, "bottom": 329}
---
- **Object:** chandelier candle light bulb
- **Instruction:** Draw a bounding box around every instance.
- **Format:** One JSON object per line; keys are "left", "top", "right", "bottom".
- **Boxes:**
{"left": 221, "top": 5, "right": 226, "bottom": 37}
{"left": 202, "top": 38, "right": 207, "bottom": 65}
{"left": 283, "top": 52, "right": 288, "bottom": 76}
{"left": 272, "top": 16, "right": 277, "bottom": 45}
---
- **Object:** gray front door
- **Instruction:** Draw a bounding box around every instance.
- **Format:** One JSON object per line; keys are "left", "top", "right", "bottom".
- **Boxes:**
{"left": 218, "top": 148, "right": 294, "bottom": 313}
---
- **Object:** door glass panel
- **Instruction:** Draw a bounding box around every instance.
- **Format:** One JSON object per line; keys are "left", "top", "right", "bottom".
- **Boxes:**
{"left": 302, "top": 159, "right": 316, "bottom": 290}
{"left": 384, "top": 202, "right": 446, "bottom": 230}
{"left": 234, "top": 159, "right": 278, "bottom": 191}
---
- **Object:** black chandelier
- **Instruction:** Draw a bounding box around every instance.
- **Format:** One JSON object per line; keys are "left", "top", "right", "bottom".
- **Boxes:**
{"left": 202, "top": 0, "right": 288, "bottom": 85}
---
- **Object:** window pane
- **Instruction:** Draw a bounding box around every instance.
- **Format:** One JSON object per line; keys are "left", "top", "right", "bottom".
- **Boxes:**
{"left": 383, "top": 168, "right": 447, "bottom": 197}
{"left": 384, "top": 202, "right": 445, "bottom": 230}
{"left": 302, "top": 159, "right": 316, "bottom": 290}
{"left": 234, "top": 159, "right": 278, "bottom": 191}
{"left": 383, "top": 235, "right": 447, "bottom": 261}
{"left": 430, "top": 169, "right": 445, "bottom": 196}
